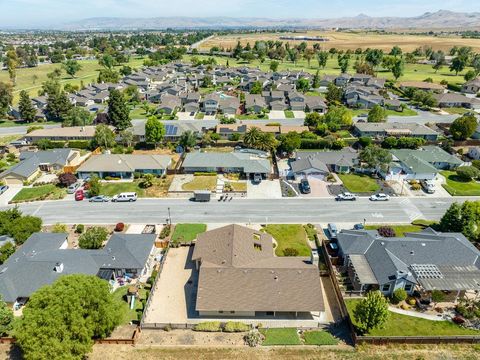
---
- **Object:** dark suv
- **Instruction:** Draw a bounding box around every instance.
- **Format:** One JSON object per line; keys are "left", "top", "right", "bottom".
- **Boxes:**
{"left": 300, "top": 179, "right": 311, "bottom": 194}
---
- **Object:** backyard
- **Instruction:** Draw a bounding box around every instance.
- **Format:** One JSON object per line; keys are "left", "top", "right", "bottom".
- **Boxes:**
{"left": 11, "top": 184, "right": 66, "bottom": 203}
{"left": 260, "top": 328, "right": 338, "bottom": 346}
{"left": 441, "top": 171, "right": 480, "bottom": 196}
{"left": 263, "top": 224, "right": 311, "bottom": 257}
{"left": 113, "top": 286, "right": 148, "bottom": 325}
{"left": 338, "top": 173, "right": 380, "bottom": 193}
{"left": 182, "top": 176, "right": 217, "bottom": 191}
{"left": 345, "top": 299, "right": 480, "bottom": 336}
{"left": 171, "top": 223, "right": 207, "bottom": 244}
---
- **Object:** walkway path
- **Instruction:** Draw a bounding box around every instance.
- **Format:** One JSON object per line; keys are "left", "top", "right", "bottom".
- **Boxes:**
{"left": 388, "top": 306, "right": 446, "bottom": 321}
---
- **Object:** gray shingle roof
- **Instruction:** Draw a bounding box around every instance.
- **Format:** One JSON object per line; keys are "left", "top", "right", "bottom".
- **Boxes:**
{"left": 77, "top": 154, "right": 171, "bottom": 173}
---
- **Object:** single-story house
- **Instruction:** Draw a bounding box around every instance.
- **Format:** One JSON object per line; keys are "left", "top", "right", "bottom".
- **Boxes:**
{"left": 77, "top": 154, "right": 172, "bottom": 179}
{"left": 462, "top": 78, "right": 480, "bottom": 94}
{"left": 290, "top": 148, "right": 359, "bottom": 179}
{"left": 182, "top": 152, "right": 271, "bottom": 178}
{"left": 0, "top": 232, "right": 157, "bottom": 304}
{"left": 468, "top": 147, "right": 480, "bottom": 160}
{"left": 305, "top": 96, "right": 327, "bottom": 114}
{"left": 353, "top": 122, "right": 439, "bottom": 141}
{"left": 336, "top": 228, "right": 480, "bottom": 296}
{"left": 24, "top": 126, "right": 100, "bottom": 143}
{"left": 398, "top": 81, "right": 446, "bottom": 93}
{"left": 192, "top": 224, "right": 324, "bottom": 319}
{"left": 434, "top": 93, "right": 480, "bottom": 110}
{"left": 384, "top": 146, "right": 464, "bottom": 181}
{"left": 157, "top": 95, "right": 181, "bottom": 115}
{"left": 0, "top": 149, "right": 80, "bottom": 185}
{"left": 216, "top": 124, "right": 308, "bottom": 140}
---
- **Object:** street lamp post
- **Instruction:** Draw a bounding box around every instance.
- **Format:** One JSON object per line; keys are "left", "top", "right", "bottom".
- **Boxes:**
{"left": 167, "top": 207, "right": 172, "bottom": 225}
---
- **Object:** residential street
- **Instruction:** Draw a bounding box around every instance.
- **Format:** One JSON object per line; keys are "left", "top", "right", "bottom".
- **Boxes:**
{"left": 5, "top": 197, "right": 466, "bottom": 225}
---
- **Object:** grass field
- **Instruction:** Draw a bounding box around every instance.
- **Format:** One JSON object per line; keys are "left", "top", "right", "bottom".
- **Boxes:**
{"left": 263, "top": 224, "right": 311, "bottom": 257}
{"left": 260, "top": 328, "right": 302, "bottom": 346}
{"left": 182, "top": 176, "right": 217, "bottom": 191}
{"left": 200, "top": 30, "right": 480, "bottom": 53}
{"left": 171, "top": 223, "right": 207, "bottom": 244}
{"left": 11, "top": 184, "right": 66, "bottom": 203}
{"left": 338, "top": 173, "right": 380, "bottom": 193}
{"left": 364, "top": 224, "right": 424, "bottom": 237}
{"left": 441, "top": 171, "right": 480, "bottom": 196}
{"left": 302, "top": 330, "right": 339, "bottom": 345}
{"left": 0, "top": 57, "right": 145, "bottom": 103}
{"left": 346, "top": 298, "right": 480, "bottom": 336}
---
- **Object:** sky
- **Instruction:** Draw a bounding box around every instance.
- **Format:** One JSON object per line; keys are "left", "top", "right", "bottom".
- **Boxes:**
{"left": 0, "top": 0, "right": 479, "bottom": 28}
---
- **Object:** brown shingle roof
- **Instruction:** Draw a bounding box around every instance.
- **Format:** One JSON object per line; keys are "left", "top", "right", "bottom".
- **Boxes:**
{"left": 193, "top": 224, "right": 324, "bottom": 313}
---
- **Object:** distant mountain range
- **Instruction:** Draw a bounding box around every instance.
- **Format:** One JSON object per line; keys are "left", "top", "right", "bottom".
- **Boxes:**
{"left": 59, "top": 10, "right": 480, "bottom": 31}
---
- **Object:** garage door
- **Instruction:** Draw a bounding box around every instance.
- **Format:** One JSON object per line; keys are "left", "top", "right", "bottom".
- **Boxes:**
{"left": 307, "top": 174, "right": 325, "bottom": 181}
{"left": 4, "top": 177, "right": 23, "bottom": 185}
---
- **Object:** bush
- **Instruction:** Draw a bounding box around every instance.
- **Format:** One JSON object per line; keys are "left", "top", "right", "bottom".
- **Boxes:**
{"left": 159, "top": 225, "right": 171, "bottom": 239}
{"left": 283, "top": 248, "right": 299, "bottom": 256}
{"left": 75, "top": 224, "right": 85, "bottom": 234}
{"left": 377, "top": 226, "right": 396, "bottom": 238}
{"left": 411, "top": 183, "right": 421, "bottom": 191}
{"left": 391, "top": 288, "right": 408, "bottom": 304}
{"left": 147, "top": 270, "right": 158, "bottom": 286}
{"left": 224, "top": 322, "right": 251, "bottom": 333}
{"left": 67, "top": 140, "right": 91, "bottom": 149}
{"left": 456, "top": 166, "right": 480, "bottom": 181}
{"left": 193, "top": 172, "right": 217, "bottom": 176}
{"left": 244, "top": 330, "right": 264, "bottom": 347}
{"left": 114, "top": 223, "right": 125, "bottom": 232}
{"left": 401, "top": 304, "right": 410, "bottom": 310}
{"left": 52, "top": 223, "right": 67, "bottom": 233}
{"left": 407, "top": 297, "right": 417, "bottom": 306}
{"left": 453, "top": 315, "right": 466, "bottom": 325}
{"left": 57, "top": 173, "right": 77, "bottom": 187}
{"left": 193, "top": 321, "right": 222, "bottom": 332}
{"left": 78, "top": 226, "right": 109, "bottom": 249}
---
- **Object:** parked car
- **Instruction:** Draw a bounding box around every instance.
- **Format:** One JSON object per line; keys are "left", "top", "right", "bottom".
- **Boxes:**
{"left": 353, "top": 223, "right": 365, "bottom": 230}
{"left": 111, "top": 192, "right": 137, "bottom": 202}
{"left": 75, "top": 190, "right": 85, "bottom": 201}
{"left": 421, "top": 180, "right": 435, "bottom": 194}
{"left": 369, "top": 193, "right": 390, "bottom": 201}
{"left": 67, "top": 182, "right": 82, "bottom": 194}
{"left": 252, "top": 173, "right": 262, "bottom": 184}
{"left": 0, "top": 185, "right": 9, "bottom": 195}
{"left": 89, "top": 195, "right": 111, "bottom": 203}
{"left": 300, "top": 179, "right": 311, "bottom": 194}
{"left": 327, "top": 223, "right": 338, "bottom": 239}
{"left": 335, "top": 192, "right": 357, "bottom": 201}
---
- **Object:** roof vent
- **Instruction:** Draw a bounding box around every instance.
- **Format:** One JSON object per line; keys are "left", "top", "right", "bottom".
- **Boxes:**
{"left": 380, "top": 242, "right": 385, "bottom": 246}
{"left": 112, "top": 256, "right": 116, "bottom": 261}
{"left": 421, "top": 243, "right": 426, "bottom": 247}
{"left": 54, "top": 262, "right": 64, "bottom": 273}
{"left": 410, "top": 251, "right": 415, "bottom": 255}
{"left": 274, "top": 276, "right": 279, "bottom": 281}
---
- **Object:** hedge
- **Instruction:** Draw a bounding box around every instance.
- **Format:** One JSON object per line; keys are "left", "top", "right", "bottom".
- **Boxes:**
{"left": 224, "top": 321, "right": 251, "bottom": 332}
{"left": 193, "top": 321, "right": 222, "bottom": 332}
{"left": 67, "top": 140, "right": 91, "bottom": 149}
{"left": 300, "top": 138, "right": 345, "bottom": 150}
{"left": 194, "top": 172, "right": 217, "bottom": 176}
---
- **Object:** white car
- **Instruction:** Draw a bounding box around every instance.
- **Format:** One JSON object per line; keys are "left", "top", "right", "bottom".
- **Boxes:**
{"left": 369, "top": 193, "right": 390, "bottom": 201}
{"left": 335, "top": 192, "right": 357, "bottom": 201}
{"left": 112, "top": 192, "right": 137, "bottom": 202}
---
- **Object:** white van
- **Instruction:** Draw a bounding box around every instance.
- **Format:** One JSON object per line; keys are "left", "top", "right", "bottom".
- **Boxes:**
{"left": 112, "top": 192, "right": 137, "bottom": 202}
{"left": 67, "top": 182, "right": 82, "bottom": 194}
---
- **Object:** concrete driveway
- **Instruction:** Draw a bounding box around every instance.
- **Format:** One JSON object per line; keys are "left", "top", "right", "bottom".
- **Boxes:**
{"left": 299, "top": 177, "right": 331, "bottom": 198}
{"left": 268, "top": 110, "right": 286, "bottom": 120}
{"left": 292, "top": 111, "right": 306, "bottom": 119}
{"left": 0, "top": 185, "right": 22, "bottom": 206}
{"left": 177, "top": 112, "right": 196, "bottom": 120}
{"left": 247, "top": 179, "right": 282, "bottom": 199}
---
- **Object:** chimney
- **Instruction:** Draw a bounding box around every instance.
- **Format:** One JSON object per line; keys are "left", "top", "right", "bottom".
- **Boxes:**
{"left": 54, "top": 262, "right": 64, "bottom": 273}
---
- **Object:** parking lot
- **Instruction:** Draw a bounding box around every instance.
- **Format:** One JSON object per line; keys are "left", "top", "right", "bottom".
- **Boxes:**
{"left": 143, "top": 247, "right": 197, "bottom": 325}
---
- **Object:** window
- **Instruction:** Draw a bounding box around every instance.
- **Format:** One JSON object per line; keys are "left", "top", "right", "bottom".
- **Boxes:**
{"left": 404, "top": 284, "right": 413, "bottom": 292}
{"left": 219, "top": 311, "right": 224, "bottom": 314}
{"left": 230, "top": 311, "right": 235, "bottom": 314}
{"left": 382, "top": 284, "right": 390, "bottom": 292}
{"left": 266, "top": 311, "right": 274, "bottom": 316}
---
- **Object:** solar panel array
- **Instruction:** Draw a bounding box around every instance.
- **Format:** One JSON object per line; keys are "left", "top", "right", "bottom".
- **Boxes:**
{"left": 411, "top": 264, "right": 444, "bottom": 279}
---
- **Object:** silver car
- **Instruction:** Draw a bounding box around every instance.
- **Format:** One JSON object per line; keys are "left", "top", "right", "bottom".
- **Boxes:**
{"left": 89, "top": 195, "right": 111, "bottom": 203}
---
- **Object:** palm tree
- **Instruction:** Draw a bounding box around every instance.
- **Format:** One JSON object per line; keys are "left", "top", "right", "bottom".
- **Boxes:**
{"left": 179, "top": 130, "right": 197, "bottom": 152}
{"left": 243, "top": 127, "right": 262, "bottom": 148}
{"left": 256, "top": 132, "right": 277, "bottom": 151}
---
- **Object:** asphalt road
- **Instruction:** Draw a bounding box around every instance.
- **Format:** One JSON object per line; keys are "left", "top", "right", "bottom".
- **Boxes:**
{"left": 6, "top": 197, "right": 464, "bottom": 225}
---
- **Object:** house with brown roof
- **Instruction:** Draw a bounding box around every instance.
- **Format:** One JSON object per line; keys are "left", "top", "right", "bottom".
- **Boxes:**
{"left": 398, "top": 81, "right": 445, "bottom": 93}
{"left": 192, "top": 224, "right": 324, "bottom": 319}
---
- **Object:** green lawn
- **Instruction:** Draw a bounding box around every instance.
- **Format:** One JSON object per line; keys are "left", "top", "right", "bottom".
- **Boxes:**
{"left": 284, "top": 110, "right": 295, "bottom": 119}
{"left": 235, "top": 114, "right": 268, "bottom": 120}
{"left": 0, "top": 134, "right": 21, "bottom": 146}
{"left": 182, "top": 176, "right": 217, "bottom": 191}
{"left": 0, "top": 57, "right": 146, "bottom": 104}
{"left": 11, "top": 184, "right": 66, "bottom": 203}
{"left": 263, "top": 224, "right": 311, "bottom": 257}
{"left": 261, "top": 328, "right": 302, "bottom": 345}
{"left": 100, "top": 181, "right": 146, "bottom": 197}
{"left": 346, "top": 299, "right": 480, "bottom": 336}
{"left": 171, "top": 223, "right": 207, "bottom": 244}
{"left": 338, "top": 173, "right": 380, "bottom": 193}
{"left": 113, "top": 286, "right": 147, "bottom": 325}
{"left": 305, "top": 91, "right": 322, "bottom": 97}
{"left": 302, "top": 330, "right": 339, "bottom": 345}
{"left": 130, "top": 106, "right": 151, "bottom": 120}
{"left": 364, "top": 224, "right": 424, "bottom": 237}
{"left": 441, "top": 107, "right": 471, "bottom": 115}
{"left": 195, "top": 112, "right": 205, "bottom": 120}
{"left": 441, "top": 171, "right": 480, "bottom": 196}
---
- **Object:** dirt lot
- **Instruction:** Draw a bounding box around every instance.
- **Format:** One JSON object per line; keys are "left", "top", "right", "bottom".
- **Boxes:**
{"left": 200, "top": 31, "right": 480, "bottom": 52}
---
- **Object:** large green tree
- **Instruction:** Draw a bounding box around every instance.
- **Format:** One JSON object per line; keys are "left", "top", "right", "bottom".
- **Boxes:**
{"left": 91, "top": 124, "right": 116, "bottom": 149}
{"left": 14, "top": 274, "right": 121, "bottom": 360}
{"left": 449, "top": 114, "right": 477, "bottom": 141}
{"left": 108, "top": 89, "right": 131, "bottom": 131}
{"left": 368, "top": 105, "right": 387, "bottom": 123}
{"left": 63, "top": 107, "right": 93, "bottom": 127}
{"left": 45, "top": 89, "right": 73, "bottom": 122}
{"left": 145, "top": 116, "right": 166, "bottom": 148}
{"left": 439, "top": 201, "right": 480, "bottom": 243}
{"left": 278, "top": 131, "right": 301, "bottom": 155}
{"left": 359, "top": 145, "right": 392, "bottom": 172}
{"left": 0, "top": 82, "right": 13, "bottom": 117}
{"left": 353, "top": 291, "right": 390, "bottom": 334}
{"left": 18, "top": 90, "right": 37, "bottom": 122}
{"left": 62, "top": 59, "right": 82, "bottom": 78}
{"left": 178, "top": 130, "right": 197, "bottom": 151}
{"left": 0, "top": 295, "right": 13, "bottom": 336}
{"left": 79, "top": 226, "right": 109, "bottom": 249}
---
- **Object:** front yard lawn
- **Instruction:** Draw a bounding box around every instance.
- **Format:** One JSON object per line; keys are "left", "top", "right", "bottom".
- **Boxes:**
{"left": 171, "top": 223, "right": 207, "bottom": 244}
{"left": 263, "top": 224, "right": 311, "bottom": 257}
{"left": 441, "top": 171, "right": 480, "bottom": 196}
{"left": 225, "top": 181, "right": 247, "bottom": 192}
{"left": 194, "top": 112, "right": 205, "bottom": 120}
{"left": 284, "top": 110, "right": 295, "bottom": 119}
{"left": 386, "top": 108, "right": 417, "bottom": 117}
{"left": 441, "top": 107, "right": 470, "bottom": 115}
{"left": 338, "top": 173, "right": 380, "bottom": 193}
{"left": 364, "top": 224, "right": 424, "bottom": 237}
{"left": 261, "top": 328, "right": 302, "bottom": 345}
{"left": 302, "top": 330, "right": 339, "bottom": 345}
{"left": 100, "top": 177, "right": 173, "bottom": 198}
{"left": 345, "top": 299, "right": 480, "bottom": 336}
{"left": 11, "top": 184, "right": 66, "bottom": 203}
{"left": 235, "top": 114, "right": 268, "bottom": 120}
{"left": 182, "top": 176, "right": 217, "bottom": 191}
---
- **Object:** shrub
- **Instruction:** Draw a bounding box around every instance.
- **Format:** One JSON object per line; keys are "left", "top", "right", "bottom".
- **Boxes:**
{"left": 453, "top": 315, "right": 466, "bottom": 325}
{"left": 115, "top": 222, "right": 125, "bottom": 232}
{"left": 407, "top": 297, "right": 417, "bottom": 306}
{"left": 411, "top": 183, "right": 421, "bottom": 191}
{"left": 147, "top": 270, "right": 158, "bottom": 286}
{"left": 78, "top": 226, "right": 109, "bottom": 249}
{"left": 67, "top": 140, "right": 91, "bottom": 149}
{"left": 401, "top": 304, "right": 410, "bottom": 310}
{"left": 391, "top": 288, "right": 407, "bottom": 304}
{"left": 244, "top": 330, "right": 264, "bottom": 347}
{"left": 224, "top": 322, "right": 251, "bottom": 333}
{"left": 75, "top": 224, "right": 85, "bottom": 234}
{"left": 193, "top": 321, "right": 222, "bottom": 332}
{"left": 456, "top": 166, "right": 480, "bottom": 181}
{"left": 52, "top": 223, "right": 67, "bottom": 233}
{"left": 159, "top": 225, "right": 171, "bottom": 239}
{"left": 377, "top": 226, "right": 396, "bottom": 238}
{"left": 283, "top": 248, "right": 299, "bottom": 256}
{"left": 193, "top": 172, "right": 217, "bottom": 176}
{"left": 326, "top": 173, "right": 335, "bottom": 182}
{"left": 164, "top": 325, "right": 172, "bottom": 332}
{"left": 57, "top": 173, "right": 77, "bottom": 187}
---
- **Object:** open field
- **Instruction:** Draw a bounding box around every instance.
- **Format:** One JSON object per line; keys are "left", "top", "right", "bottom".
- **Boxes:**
{"left": 199, "top": 30, "right": 480, "bottom": 52}
{"left": 0, "top": 57, "right": 145, "bottom": 103}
